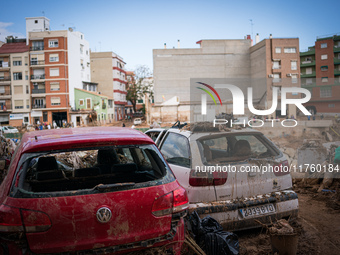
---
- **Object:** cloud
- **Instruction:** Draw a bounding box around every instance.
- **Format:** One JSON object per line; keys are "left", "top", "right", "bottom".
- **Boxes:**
{"left": 0, "top": 22, "right": 25, "bottom": 42}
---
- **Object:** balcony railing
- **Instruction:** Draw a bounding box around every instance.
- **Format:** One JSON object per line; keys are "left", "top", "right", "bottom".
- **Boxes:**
{"left": 301, "top": 60, "right": 316, "bottom": 67}
{"left": 31, "top": 74, "right": 45, "bottom": 80}
{"left": 0, "top": 62, "right": 10, "bottom": 68}
{"left": 0, "top": 103, "right": 12, "bottom": 111}
{"left": 102, "top": 103, "right": 107, "bottom": 109}
{"left": 30, "top": 60, "right": 45, "bottom": 65}
{"left": 301, "top": 72, "right": 316, "bottom": 78}
{"left": 32, "top": 104, "right": 46, "bottom": 109}
{"left": 0, "top": 76, "right": 11, "bottom": 82}
{"left": 30, "top": 46, "right": 44, "bottom": 51}
{"left": 32, "top": 88, "right": 46, "bottom": 94}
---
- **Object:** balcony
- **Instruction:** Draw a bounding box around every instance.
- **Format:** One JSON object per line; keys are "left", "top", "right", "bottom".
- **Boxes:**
{"left": 301, "top": 60, "right": 316, "bottom": 67}
{"left": 272, "top": 78, "right": 282, "bottom": 83}
{"left": 31, "top": 74, "right": 45, "bottom": 80}
{"left": 32, "top": 104, "right": 46, "bottom": 109}
{"left": 0, "top": 76, "right": 11, "bottom": 82}
{"left": 0, "top": 62, "right": 10, "bottom": 69}
{"left": 334, "top": 58, "right": 340, "bottom": 65}
{"left": 334, "top": 70, "right": 340, "bottom": 76}
{"left": 0, "top": 102, "right": 12, "bottom": 111}
{"left": 30, "top": 60, "right": 45, "bottom": 66}
{"left": 30, "top": 46, "right": 44, "bottom": 51}
{"left": 32, "top": 88, "right": 46, "bottom": 94}
{"left": 334, "top": 46, "right": 340, "bottom": 53}
{"left": 301, "top": 72, "right": 316, "bottom": 78}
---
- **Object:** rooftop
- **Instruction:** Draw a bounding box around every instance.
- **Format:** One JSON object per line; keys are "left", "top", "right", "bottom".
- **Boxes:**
{"left": 0, "top": 42, "right": 29, "bottom": 54}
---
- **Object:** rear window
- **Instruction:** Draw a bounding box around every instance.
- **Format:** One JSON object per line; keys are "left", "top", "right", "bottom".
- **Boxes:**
{"left": 198, "top": 134, "right": 279, "bottom": 164}
{"left": 12, "top": 144, "right": 174, "bottom": 197}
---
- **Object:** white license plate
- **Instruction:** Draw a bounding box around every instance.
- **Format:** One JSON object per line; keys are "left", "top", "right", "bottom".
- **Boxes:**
{"left": 240, "top": 203, "right": 276, "bottom": 218}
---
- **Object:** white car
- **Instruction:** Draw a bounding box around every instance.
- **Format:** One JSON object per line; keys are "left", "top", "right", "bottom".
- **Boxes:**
{"left": 147, "top": 126, "right": 298, "bottom": 231}
{"left": 133, "top": 118, "right": 142, "bottom": 125}
{"left": 1, "top": 126, "right": 19, "bottom": 134}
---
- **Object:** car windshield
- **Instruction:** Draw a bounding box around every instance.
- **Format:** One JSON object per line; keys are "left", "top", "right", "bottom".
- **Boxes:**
{"left": 14, "top": 144, "right": 170, "bottom": 196}
{"left": 7, "top": 126, "right": 15, "bottom": 129}
{"left": 198, "top": 133, "right": 279, "bottom": 164}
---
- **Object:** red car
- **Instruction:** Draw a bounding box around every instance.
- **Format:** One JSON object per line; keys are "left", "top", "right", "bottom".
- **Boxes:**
{"left": 0, "top": 127, "right": 188, "bottom": 254}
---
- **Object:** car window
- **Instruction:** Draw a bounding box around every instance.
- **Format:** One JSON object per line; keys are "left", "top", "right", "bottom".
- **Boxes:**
{"left": 199, "top": 134, "right": 278, "bottom": 164}
{"left": 14, "top": 144, "right": 171, "bottom": 196}
{"left": 160, "top": 132, "right": 191, "bottom": 168}
{"left": 145, "top": 131, "right": 161, "bottom": 142}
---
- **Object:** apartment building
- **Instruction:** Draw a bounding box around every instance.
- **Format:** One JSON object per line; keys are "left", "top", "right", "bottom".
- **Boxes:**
{"left": 300, "top": 34, "right": 340, "bottom": 114}
{"left": 153, "top": 36, "right": 300, "bottom": 123}
{"left": 251, "top": 36, "right": 300, "bottom": 117}
{"left": 91, "top": 51, "right": 127, "bottom": 121}
{"left": 0, "top": 37, "right": 30, "bottom": 126}
{"left": 27, "top": 17, "right": 91, "bottom": 126}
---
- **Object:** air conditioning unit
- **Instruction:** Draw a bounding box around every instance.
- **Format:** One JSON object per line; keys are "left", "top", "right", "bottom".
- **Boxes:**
{"left": 268, "top": 74, "right": 274, "bottom": 78}
{"left": 286, "top": 73, "right": 292, "bottom": 77}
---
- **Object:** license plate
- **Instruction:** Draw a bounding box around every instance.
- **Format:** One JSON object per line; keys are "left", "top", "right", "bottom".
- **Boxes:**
{"left": 240, "top": 203, "right": 276, "bottom": 218}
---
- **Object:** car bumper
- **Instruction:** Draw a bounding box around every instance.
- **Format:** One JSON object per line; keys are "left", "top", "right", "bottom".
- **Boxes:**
{"left": 188, "top": 190, "right": 298, "bottom": 231}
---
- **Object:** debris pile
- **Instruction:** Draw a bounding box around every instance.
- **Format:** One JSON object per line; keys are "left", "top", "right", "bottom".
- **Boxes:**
{"left": 0, "top": 135, "right": 17, "bottom": 182}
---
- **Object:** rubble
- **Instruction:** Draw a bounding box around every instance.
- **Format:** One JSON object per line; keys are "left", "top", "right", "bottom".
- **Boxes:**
{"left": 0, "top": 135, "right": 17, "bottom": 182}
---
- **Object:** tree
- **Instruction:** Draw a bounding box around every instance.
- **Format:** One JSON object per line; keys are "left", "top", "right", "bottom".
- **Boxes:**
{"left": 126, "top": 65, "right": 154, "bottom": 113}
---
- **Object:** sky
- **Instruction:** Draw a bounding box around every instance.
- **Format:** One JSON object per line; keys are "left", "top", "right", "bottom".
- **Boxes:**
{"left": 1, "top": 0, "right": 339, "bottom": 71}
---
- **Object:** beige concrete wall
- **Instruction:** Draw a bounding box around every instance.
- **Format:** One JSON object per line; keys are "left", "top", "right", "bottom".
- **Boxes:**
{"left": 90, "top": 52, "right": 114, "bottom": 98}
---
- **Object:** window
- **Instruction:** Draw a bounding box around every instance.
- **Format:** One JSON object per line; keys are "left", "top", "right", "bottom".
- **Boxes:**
{"left": 321, "top": 43, "right": 327, "bottom": 48}
{"left": 26, "top": 85, "right": 29, "bottom": 94}
{"left": 49, "top": 54, "right": 59, "bottom": 62}
{"left": 321, "top": 66, "right": 328, "bottom": 71}
{"left": 273, "top": 73, "right": 281, "bottom": 83}
{"left": 321, "top": 54, "right": 328, "bottom": 60}
{"left": 26, "top": 99, "right": 29, "bottom": 109}
{"left": 14, "top": 100, "right": 24, "bottom": 109}
{"left": 13, "top": 60, "right": 22, "bottom": 66}
{"left": 305, "top": 57, "right": 312, "bottom": 62}
{"left": 0, "top": 86, "right": 5, "bottom": 93}
{"left": 13, "top": 72, "right": 22, "bottom": 80}
{"left": 160, "top": 133, "right": 191, "bottom": 168}
{"left": 34, "top": 99, "right": 44, "bottom": 108}
{"left": 329, "top": 104, "right": 335, "bottom": 108}
{"left": 35, "top": 20, "right": 38, "bottom": 24}
{"left": 320, "top": 87, "right": 332, "bottom": 98}
{"left": 79, "top": 99, "right": 84, "bottom": 106}
{"left": 14, "top": 85, "right": 23, "bottom": 94}
{"left": 291, "top": 74, "right": 298, "bottom": 83}
{"left": 108, "top": 100, "right": 113, "bottom": 108}
{"left": 291, "top": 61, "right": 297, "bottom": 70}
{"left": 306, "top": 67, "right": 313, "bottom": 74}
{"left": 86, "top": 98, "right": 91, "bottom": 109}
{"left": 50, "top": 82, "right": 60, "bottom": 91}
{"left": 49, "top": 39, "right": 59, "bottom": 48}
{"left": 32, "top": 41, "right": 44, "bottom": 51}
{"left": 51, "top": 97, "right": 61, "bottom": 106}
{"left": 80, "top": 45, "right": 84, "bottom": 55}
{"left": 272, "top": 61, "right": 280, "bottom": 69}
{"left": 49, "top": 68, "right": 59, "bottom": 77}
{"left": 321, "top": 77, "right": 328, "bottom": 83}
{"left": 275, "top": 47, "right": 281, "bottom": 53}
{"left": 284, "top": 47, "right": 296, "bottom": 53}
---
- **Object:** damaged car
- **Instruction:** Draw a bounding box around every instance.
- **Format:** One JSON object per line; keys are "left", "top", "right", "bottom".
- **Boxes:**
{"left": 0, "top": 127, "right": 188, "bottom": 254}
{"left": 153, "top": 125, "right": 298, "bottom": 231}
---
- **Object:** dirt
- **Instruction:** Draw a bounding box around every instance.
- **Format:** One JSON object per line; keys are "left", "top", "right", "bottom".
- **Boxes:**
{"left": 235, "top": 188, "right": 340, "bottom": 255}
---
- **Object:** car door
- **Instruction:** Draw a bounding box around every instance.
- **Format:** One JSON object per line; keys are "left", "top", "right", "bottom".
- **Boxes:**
{"left": 159, "top": 131, "right": 216, "bottom": 203}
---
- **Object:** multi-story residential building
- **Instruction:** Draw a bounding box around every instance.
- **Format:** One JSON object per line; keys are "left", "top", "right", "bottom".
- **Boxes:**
{"left": 27, "top": 16, "right": 91, "bottom": 126}
{"left": 153, "top": 36, "right": 300, "bottom": 123}
{"left": 300, "top": 34, "right": 340, "bottom": 114}
{"left": 0, "top": 37, "right": 30, "bottom": 126}
{"left": 251, "top": 37, "right": 300, "bottom": 118}
{"left": 91, "top": 51, "right": 127, "bottom": 121}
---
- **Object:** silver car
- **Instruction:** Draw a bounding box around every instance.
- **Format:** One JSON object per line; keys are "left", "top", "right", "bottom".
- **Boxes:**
{"left": 147, "top": 127, "right": 298, "bottom": 231}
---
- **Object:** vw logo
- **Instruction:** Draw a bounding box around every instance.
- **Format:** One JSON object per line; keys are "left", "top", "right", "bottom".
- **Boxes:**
{"left": 96, "top": 207, "right": 112, "bottom": 223}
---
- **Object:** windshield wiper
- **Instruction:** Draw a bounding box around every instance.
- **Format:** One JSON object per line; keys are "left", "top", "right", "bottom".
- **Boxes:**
{"left": 94, "top": 182, "right": 135, "bottom": 192}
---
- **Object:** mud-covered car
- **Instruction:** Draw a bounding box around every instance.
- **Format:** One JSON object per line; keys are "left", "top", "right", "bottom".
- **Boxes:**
{"left": 152, "top": 127, "right": 298, "bottom": 231}
{"left": 0, "top": 127, "right": 188, "bottom": 254}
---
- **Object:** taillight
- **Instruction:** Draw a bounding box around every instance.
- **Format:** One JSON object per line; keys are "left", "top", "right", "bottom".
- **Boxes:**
{"left": 173, "top": 186, "right": 189, "bottom": 213}
{"left": 152, "top": 192, "right": 173, "bottom": 217}
{"left": 0, "top": 204, "right": 24, "bottom": 232}
{"left": 0, "top": 204, "right": 51, "bottom": 233}
{"left": 152, "top": 187, "right": 189, "bottom": 217}
{"left": 273, "top": 160, "right": 290, "bottom": 176}
{"left": 21, "top": 209, "right": 51, "bottom": 233}
{"left": 189, "top": 169, "right": 227, "bottom": 186}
